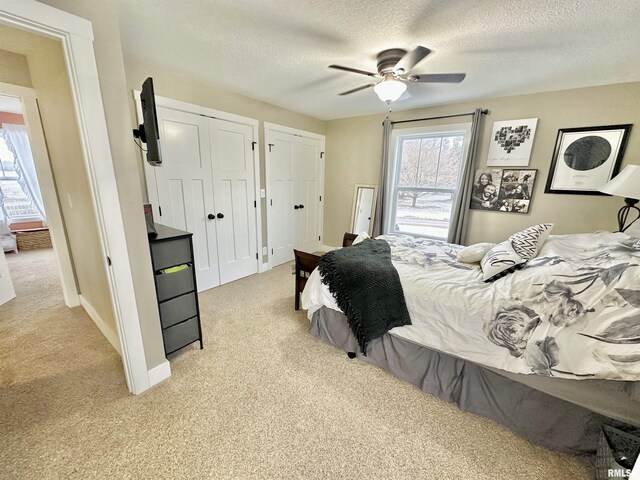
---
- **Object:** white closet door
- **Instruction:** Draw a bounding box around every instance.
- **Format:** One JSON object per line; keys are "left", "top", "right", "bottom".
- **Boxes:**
{"left": 153, "top": 106, "right": 220, "bottom": 291}
{"left": 295, "top": 137, "right": 322, "bottom": 253}
{"left": 268, "top": 131, "right": 297, "bottom": 267}
{"left": 209, "top": 119, "right": 258, "bottom": 284}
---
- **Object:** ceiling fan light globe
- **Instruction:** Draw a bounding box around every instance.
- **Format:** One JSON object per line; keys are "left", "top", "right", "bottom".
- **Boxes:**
{"left": 374, "top": 79, "right": 407, "bottom": 103}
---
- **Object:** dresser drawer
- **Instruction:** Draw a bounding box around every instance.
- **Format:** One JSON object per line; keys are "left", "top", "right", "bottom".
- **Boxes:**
{"left": 159, "top": 292, "right": 198, "bottom": 329}
{"left": 163, "top": 316, "right": 200, "bottom": 355}
{"left": 151, "top": 237, "right": 192, "bottom": 271}
{"left": 155, "top": 265, "right": 194, "bottom": 302}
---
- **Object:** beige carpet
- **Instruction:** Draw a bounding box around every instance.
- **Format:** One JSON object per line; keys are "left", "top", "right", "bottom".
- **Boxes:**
{"left": 0, "top": 248, "right": 591, "bottom": 479}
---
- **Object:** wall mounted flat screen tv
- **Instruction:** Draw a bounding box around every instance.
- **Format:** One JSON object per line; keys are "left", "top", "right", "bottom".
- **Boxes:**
{"left": 132, "top": 77, "right": 162, "bottom": 166}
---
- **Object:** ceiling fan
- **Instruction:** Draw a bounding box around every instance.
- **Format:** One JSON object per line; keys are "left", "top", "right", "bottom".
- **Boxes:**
{"left": 329, "top": 46, "right": 466, "bottom": 103}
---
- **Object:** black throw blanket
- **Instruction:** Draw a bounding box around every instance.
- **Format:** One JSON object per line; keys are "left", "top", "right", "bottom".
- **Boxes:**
{"left": 318, "top": 238, "right": 411, "bottom": 355}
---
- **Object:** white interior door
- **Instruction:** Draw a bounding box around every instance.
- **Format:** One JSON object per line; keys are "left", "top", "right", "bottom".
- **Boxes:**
{"left": 268, "top": 131, "right": 297, "bottom": 267}
{"left": 295, "top": 137, "right": 322, "bottom": 253}
{"left": 0, "top": 248, "right": 15, "bottom": 306}
{"left": 209, "top": 119, "right": 258, "bottom": 284}
{"left": 153, "top": 107, "right": 220, "bottom": 291}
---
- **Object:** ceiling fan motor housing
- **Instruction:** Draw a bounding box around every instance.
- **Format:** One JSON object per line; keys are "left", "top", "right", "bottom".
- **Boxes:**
{"left": 377, "top": 48, "right": 407, "bottom": 75}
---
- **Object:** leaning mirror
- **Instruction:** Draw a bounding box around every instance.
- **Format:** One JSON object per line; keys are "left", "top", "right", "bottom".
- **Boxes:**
{"left": 350, "top": 184, "right": 378, "bottom": 236}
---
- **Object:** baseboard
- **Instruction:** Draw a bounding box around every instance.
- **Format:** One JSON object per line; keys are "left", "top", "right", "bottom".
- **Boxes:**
{"left": 260, "top": 262, "right": 270, "bottom": 272}
{"left": 79, "top": 295, "right": 121, "bottom": 355}
{"left": 148, "top": 360, "right": 171, "bottom": 387}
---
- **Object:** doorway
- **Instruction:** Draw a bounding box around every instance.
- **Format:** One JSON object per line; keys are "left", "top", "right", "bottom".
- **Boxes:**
{"left": 0, "top": 89, "right": 78, "bottom": 311}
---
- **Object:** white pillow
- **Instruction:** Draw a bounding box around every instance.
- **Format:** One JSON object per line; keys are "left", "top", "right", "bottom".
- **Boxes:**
{"left": 480, "top": 241, "right": 526, "bottom": 282}
{"left": 352, "top": 232, "right": 370, "bottom": 245}
{"left": 457, "top": 242, "right": 496, "bottom": 263}
{"left": 625, "top": 220, "right": 640, "bottom": 238}
{"left": 509, "top": 223, "right": 554, "bottom": 261}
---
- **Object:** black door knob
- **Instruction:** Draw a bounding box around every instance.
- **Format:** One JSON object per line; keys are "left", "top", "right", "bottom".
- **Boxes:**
{"left": 299, "top": 204, "right": 304, "bottom": 209}
{"left": 207, "top": 214, "right": 215, "bottom": 220}
{"left": 217, "top": 213, "right": 224, "bottom": 219}
{"left": 294, "top": 205, "right": 299, "bottom": 210}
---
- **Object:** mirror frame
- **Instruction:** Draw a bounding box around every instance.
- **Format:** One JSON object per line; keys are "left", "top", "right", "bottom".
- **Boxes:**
{"left": 349, "top": 184, "right": 378, "bottom": 236}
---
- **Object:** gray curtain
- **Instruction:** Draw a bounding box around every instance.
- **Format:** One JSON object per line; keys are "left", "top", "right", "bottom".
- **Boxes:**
{"left": 373, "top": 118, "right": 392, "bottom": 236}
{"left": 448, "top": 108, "right": 483, "bottom": 245}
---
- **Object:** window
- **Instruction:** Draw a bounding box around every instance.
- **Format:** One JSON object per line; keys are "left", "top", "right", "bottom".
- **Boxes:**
{"left": 388, "top": 124, "right": 470, "bottom": 240}
{"left": 0, "top": 136, "right": 41, "bottom": 220}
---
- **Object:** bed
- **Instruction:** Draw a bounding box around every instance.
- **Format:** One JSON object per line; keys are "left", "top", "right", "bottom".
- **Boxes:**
{"left": 302, "top": 231, "right": 640, "bottom": 456}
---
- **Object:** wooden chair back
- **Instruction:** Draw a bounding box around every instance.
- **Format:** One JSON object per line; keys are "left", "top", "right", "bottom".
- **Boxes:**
{"left": 342, "top": 232, "right": 358, "bottom": 247}
{"left": 293, "top": 249, "right": 321, "bottom": 310}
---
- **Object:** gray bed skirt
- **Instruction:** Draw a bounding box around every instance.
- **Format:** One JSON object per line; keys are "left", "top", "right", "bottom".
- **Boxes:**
{"left": 310, "top": 306, "right": 633, "bottom": 457}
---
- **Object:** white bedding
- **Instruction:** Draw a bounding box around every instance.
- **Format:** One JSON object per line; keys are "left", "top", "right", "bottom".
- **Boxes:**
{"left": 302, "top": 232, "right": 640, "bottom": 381}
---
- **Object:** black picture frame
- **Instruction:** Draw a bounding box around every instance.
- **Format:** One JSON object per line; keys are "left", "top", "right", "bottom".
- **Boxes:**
{"left": 544, "top": 123, "right": 632, "bottom": 195}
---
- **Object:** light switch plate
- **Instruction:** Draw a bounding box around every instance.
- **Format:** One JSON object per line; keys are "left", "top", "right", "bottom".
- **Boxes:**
{"left": 260, "top": 189, "right": 266, "bottom": 198}
{"left": 262, "top": 247, "right": 267, "bottom": 256}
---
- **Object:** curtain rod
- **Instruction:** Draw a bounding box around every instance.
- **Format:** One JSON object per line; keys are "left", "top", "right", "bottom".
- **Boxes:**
{"left": 390, "top": 109, "right": 488, "bottom": 126}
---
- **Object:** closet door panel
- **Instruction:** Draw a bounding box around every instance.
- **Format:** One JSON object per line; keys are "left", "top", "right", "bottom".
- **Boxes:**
{"left": 268, "top": 132, "right": 297, "bottom": 267}
{"left": 295, "top": 137, "right": 322, "bottom": 253}
{"left": 210, "top": 119, "right": 258, "bottom": 284}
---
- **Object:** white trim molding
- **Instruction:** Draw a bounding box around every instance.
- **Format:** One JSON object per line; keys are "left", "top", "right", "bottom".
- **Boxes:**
{"left": 148, "top": 360, "right": 171, "bottom": 388}
{"left": 0, "top": 0, "right": 153, "bottom": 394}
{"left": 79, "top": 295, "right": 121, "bottom": 355}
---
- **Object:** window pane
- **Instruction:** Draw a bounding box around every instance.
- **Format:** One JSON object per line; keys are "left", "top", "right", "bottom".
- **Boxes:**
{"left": 0, "top": 137, "right": 18, "bottom": 179}
{"left": 0, "top": 180, "right": 40, "bottom": 218}
{"left": 398, "top": 138, "right": 420, "bottom": 187}
{"left": 435, "top": 135, "right": 464, "bottom": 188}
{"left": 392, "top": 189, "right": 454, "bottom": 240}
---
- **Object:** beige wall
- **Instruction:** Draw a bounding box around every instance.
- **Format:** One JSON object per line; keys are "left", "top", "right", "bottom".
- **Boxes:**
{"left": 123, "top": 62, "right": 326, "bottom": 259}
{"left": 0, "top": 26, "right": 115, "bottom": 328}
{"left": 324, "top": 82, "right": 640, "bottom": 246}
{"left": 0, "top": 49, "right": 32, "bottom": 87}
{"left": 39, "top": 0, "right": 167, "bottom": 370}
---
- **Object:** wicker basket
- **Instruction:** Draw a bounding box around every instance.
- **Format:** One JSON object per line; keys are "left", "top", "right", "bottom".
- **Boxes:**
{"left": 596, "top": 425, "right": 640, "bottom": 479}
{"left": 15, "top": 229, "right": 52, "bottom": 250}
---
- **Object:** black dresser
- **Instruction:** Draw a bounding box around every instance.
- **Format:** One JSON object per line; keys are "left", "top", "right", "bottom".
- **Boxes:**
{"left": 149, "top": 224, "right": 203, "bottom": 356}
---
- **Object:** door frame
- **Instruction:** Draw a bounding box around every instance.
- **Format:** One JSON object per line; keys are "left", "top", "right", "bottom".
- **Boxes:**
{"left": 264, "top": 123, "right": 325, "bottom": 270}
{"left": 0, "top": 0, "right": 152, "bottom": 394}
{"left": 0, "top": 83, "right": 80, "bottom": 308}
{"left": 134, "top": 92, "right": 263, "bottom": 276}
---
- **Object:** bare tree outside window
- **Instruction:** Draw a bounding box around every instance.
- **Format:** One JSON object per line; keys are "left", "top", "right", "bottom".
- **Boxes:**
{"left": 392, "top": 133, "right": 465, "bottom": 239}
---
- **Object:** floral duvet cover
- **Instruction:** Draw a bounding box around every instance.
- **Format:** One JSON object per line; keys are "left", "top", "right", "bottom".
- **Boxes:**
{"left": 303, "top": 232, "right": 640, "bottom": 380}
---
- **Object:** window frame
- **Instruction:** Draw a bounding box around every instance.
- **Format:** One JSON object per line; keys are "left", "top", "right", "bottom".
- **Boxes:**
{"left": 386, "top": 122, "right": 472, "bottom": 239}
{"left": 0, "top": 134, "right": 44, "bottom": 223}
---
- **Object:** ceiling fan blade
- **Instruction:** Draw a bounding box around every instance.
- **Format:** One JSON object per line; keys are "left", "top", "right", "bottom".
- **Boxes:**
{"left": 329, "top": 65, "right": 379, "bottom": 78}
{"left": 407, "top": 73, "right": 466, "bottom": 83}
{"left": 393, "top": 46, "right": 431, "bottom": 74}
{"left": 338, "top": 84, "right": 376, "bottom": 96}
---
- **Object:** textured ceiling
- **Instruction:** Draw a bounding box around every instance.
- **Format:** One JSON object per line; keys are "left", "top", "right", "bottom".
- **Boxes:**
{"left": 116, "top": 0, "right": 640, "bottom": 120}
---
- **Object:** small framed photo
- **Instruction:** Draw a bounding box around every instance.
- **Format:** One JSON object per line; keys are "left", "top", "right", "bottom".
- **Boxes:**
{"left": 545, "top": 124, "right": 632, "bottom": 195}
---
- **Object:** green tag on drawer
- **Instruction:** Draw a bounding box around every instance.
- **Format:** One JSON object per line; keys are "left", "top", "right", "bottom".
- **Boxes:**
{"left": 160, "top": 264, "right": 189, "bottom": 274}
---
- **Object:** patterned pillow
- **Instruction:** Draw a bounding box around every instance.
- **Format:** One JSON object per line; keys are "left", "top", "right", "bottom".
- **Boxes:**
{"left": 509, "top": 223, "right": 554, "bottom": 261}
{"left": 480, "top": 241, "right": 527, "bottom": 282}
{"left": 457, "top": 242, "right": 496, "bottom": 263}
